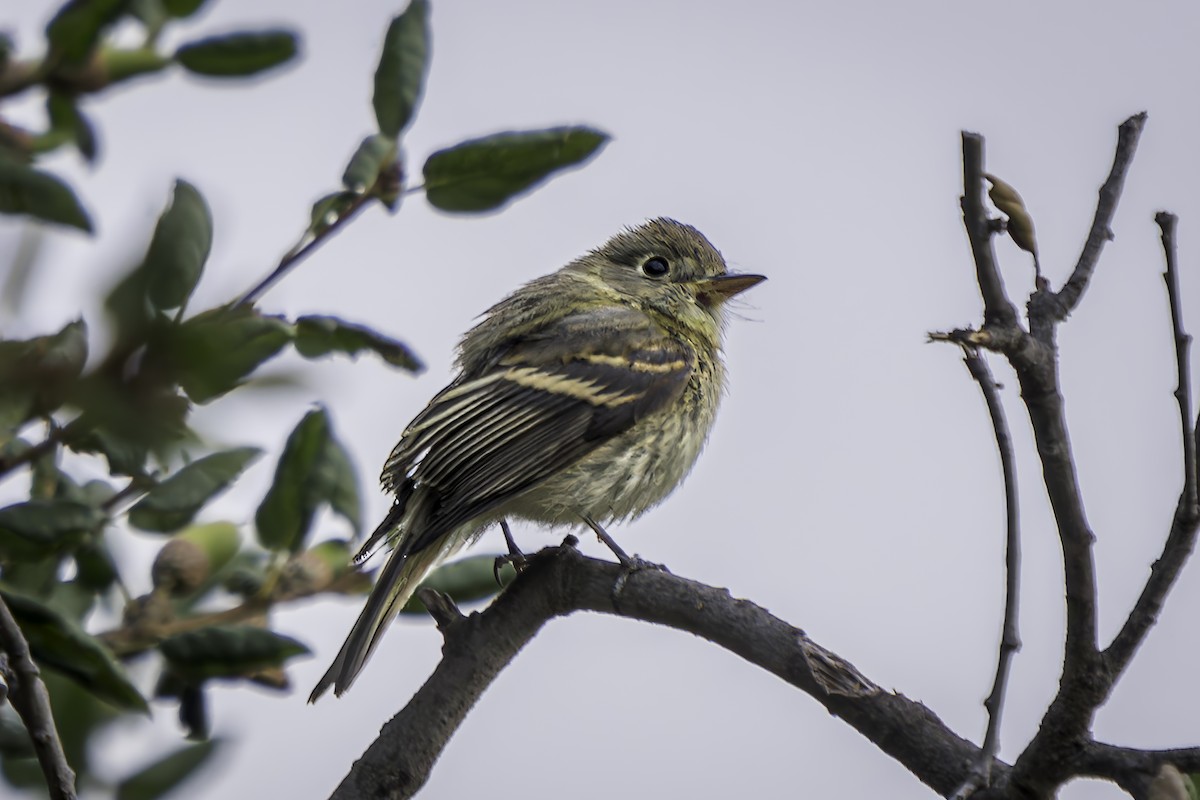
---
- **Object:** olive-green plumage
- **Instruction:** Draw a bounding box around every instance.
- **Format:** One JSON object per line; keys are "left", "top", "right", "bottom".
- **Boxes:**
{"left": 309, "top": 218, "right": 764, "bottom": 701}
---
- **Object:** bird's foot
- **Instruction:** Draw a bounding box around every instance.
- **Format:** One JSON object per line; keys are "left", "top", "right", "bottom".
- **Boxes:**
{"left": 493, "top": 519, "right": 529, "bottom": 585}
{"left": 577, "top": 514, "right": 667, "bottom": 609}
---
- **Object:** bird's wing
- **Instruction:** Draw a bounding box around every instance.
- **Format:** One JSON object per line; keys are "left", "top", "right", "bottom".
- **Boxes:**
{"left": 379, "top": 304, "right": 694, "bottom": 555}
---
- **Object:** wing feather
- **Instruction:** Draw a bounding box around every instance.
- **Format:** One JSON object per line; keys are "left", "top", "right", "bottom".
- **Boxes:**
{"left": 381, "top": 306, "right": 694, "bottom": 556}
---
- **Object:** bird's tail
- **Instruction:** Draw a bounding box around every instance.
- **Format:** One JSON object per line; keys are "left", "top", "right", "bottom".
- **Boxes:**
{"left": 308, "top": 541, "right": 449, "bottom": 702}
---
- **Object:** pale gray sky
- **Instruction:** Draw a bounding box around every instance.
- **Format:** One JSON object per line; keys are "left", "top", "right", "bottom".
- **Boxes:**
{"left": 3, "top": 1, "right": 1200, "bottom": 798}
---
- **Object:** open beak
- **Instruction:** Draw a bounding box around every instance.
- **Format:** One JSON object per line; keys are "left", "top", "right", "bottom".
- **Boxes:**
{"left": 693, "top": 273, "right": 767, "bottom": 307}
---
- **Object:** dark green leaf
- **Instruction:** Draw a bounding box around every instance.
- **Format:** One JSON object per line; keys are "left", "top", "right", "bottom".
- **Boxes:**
{"left": 159, "top": 625, "right": 309, "bottom": 681}
{"left": 255, "top": 409, "right": 326, "bottom": 552}
{"left": 255, "top": 408, "right": 358, "bottom": 550}
{"left": 129, "top": 447, "right": 261, "bottom": 532}
{"left": 143, "top": 179, "right": 212, "bottom": 311}
{"left": 102, "top": 260, "right": 155, "bottom": 352}
{"left": 0, "top": 586, "right": 148, "bottom": 712}
{"left": 162, "top": 0, "right": 208, "bottom": 17}
{"left": 372, "top": 0, "right": 429, "bottom": 138}
{"left": 294, "top": 314, "right": 422, "bottom": 372}
{"left": 45, "top": 0, "right": 131, "bottom": 62}
{"left": 149, "top": 305, "right": 293, "bottom": 403}
{"left": 175, "top": 30, "right": 298, "bottom": 77}
{"left": 423, "top": 126, "right": 609, "bottom": 213}
{"left": 0, "top": 711, "right": 37, "bottom": 758}
{"left": 116, "top": 740, "right": 221, "bottom": 800}
{"left": 0, "top": 160, "right": 92, "bottom": 231}
{"left": 41, "top": 670, "right": 123, "bottom": 778}
{"left": 44, "top": 579, "right": 97, "bottom": 623}
{"left": 0, "top": 318, "right": 89, "bottom": 425}
{"left": 69, "top": 370, "right": 192, "bottom": 462}
{"left": 307, "top": 190, "right": 357, "bottom": 236}
{"left": 74, "top": 539, "right": 120, "bottom": 591}
{"left": 74, "top": 427, "right": 150, "bottom": 477}
{"left": 46, "top": 91, "right": 98, "bottom": 163}
{"left": 0, "top": 499, "right": 104, "bottom": 561}
{"left": 178, "top": 684, "right": 208, "bottom": 740}
{"left": 312, "top": 429, "right": 360, "bottom": 536}
{"left": 341, "top": 134, "right": 396, "bottom": 194}
{"left": 400, "top": 554, "right": 515, "bottom": 614}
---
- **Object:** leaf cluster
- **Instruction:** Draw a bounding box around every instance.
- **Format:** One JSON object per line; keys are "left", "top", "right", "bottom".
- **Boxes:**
{"left": 0, "top": 0, "right": 609, "bottom": 797}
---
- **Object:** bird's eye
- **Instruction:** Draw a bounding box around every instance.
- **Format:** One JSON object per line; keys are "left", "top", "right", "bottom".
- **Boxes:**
{"left": 640, "top": 256, "right": 670, "bottom": 278}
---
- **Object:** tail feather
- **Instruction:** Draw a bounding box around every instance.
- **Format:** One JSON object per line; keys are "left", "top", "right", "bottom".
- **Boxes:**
{"left": 308, "top": 543, "right": 447, "bottom": 702}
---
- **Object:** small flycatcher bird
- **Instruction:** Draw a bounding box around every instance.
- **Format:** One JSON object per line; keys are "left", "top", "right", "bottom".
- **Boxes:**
{"left": 309, "top": 218, "right": 764, "bottom": 701}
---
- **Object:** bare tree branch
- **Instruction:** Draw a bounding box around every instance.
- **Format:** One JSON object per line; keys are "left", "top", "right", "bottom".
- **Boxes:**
{"left": 236, "top": 157, "right": 404, "bottom": 307}
{"left": 329, "top": 542, "right": 1000, "bottom": 800}
{"left": 0, "top": 595, "right": 76, "bottom": 800}
{"left": 1157, "top": 211, "right": 1196, "bottom": 508}
{"left": 956, "top": 123, "right": 1138, "bottom": 797}
{"left": 1076, "top": 741, "right": 1200, "bottom": 798}
{"left": 951, "top": 349, "right": 1022, "bottom": 800}
{"left": 1103, "top": 212, "right": 1200, "bottom": 676}
{"left": 961, "top": 133, "right": 1019, "bottom": 328}
{"left": 1050, "top": 112, "right": 1148, "bottom": 317}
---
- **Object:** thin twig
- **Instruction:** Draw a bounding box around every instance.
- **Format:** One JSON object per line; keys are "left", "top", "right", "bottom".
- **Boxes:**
{"left": 1157, "top": 212, "right": 1197, "bottom": 509}
{"left": 0, "top": 595, "right": 77, "bottom": 800}
{"left": 235, "top": 192, "right": 375, "bottom": 307}
{"left": 1052, "top": 112, "right": 1148, "bottom": 316}
{"left": 950, "top": 349, "right": 1022, "bottom": 800}
{"left": 961, "top": 133, "right": 1019, "bottom": 328}
{"left": 99, "top": 568, "right": 365, "bottom": 657}
{"left": 0, "top": 425, "right": 70, "bottom": 482}
{"left": 1103, "top": 212, "right": 1200, "bottom": 675}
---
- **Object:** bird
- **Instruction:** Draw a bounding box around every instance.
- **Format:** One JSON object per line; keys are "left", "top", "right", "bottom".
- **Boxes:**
{"left": 309, "top": 218, "right": 764, "bottom": 701}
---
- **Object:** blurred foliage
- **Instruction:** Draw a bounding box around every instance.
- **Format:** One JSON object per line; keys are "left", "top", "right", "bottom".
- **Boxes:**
{"left": 0, "top": 0, "right": 608, "bottom": 796}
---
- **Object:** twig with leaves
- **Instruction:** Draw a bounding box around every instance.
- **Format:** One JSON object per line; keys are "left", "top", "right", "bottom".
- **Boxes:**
{"left": 0, "top": 594, "right": 76, "bottom": 800}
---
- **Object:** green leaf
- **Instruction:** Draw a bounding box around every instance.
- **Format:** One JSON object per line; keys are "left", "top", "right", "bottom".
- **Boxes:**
{"left": 0, "top": 318, "right": 89, "bottom": 426}
{"left": 69, "top": 369, "right": 192, "bottom": 464}
{"left": 313, "top": 430, "right": 360, "bottom": 537}
{"left": 74, "top": 538, "right": 120, "bottom": 592}
{"left": 0, "top": 499, "right": 104, "bottom": 561}
{"left": 175, "top": 30, "right": 299, "bottom": 77}
{"left": 307, "top": 190, "right": 357, "bottom": 236}
{"left": 0, "top": 586, "right": 149, "bottom": 713}
{"left": 162, "top": 0, "right": 208, "bottom": 18}
{"left": 45, "top": 0, "right": 131, "bottom": 62}
{"left": 400, "top": 554, "right": 516, "bottom": 614}
{"left": 0, "top": 160, "right": 93, "bottom": 231}
{"left": 255, "top": 408, "right": 359, "bottom": 551}
{"left": 116, "top": 740, "right": 221, "bottom": 800}
{"left": 372, "top": 0, "right": 429, "bottom": 138}
{"left": 129, "top": 447, "right": 261, "bottom": 533}
{"left": 150, "top": 305, "right": 293, "bottom": 403}
{"left": 74, "top": 427, "right": 150, "bottom": 477}
{"left": 143, "top": 179, "right": 212, "bottom": 311}
{"left": 294, "top": 314, "right": 422, "bottom": 372}
{"left": 341, "top": 133, "right": 397, "bottom": 194}
{"left": 46, "top": 91, "right": 98, "bottom": 163}
{"left": 159, "top": 625, "right": 309, "bottom": 681}
{"left": 423, "top": 126, "right": 609, "bottom": 213}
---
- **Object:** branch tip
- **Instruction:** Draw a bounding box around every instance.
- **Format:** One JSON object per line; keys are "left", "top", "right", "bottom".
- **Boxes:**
{"left": 417, "top": 588, "right": 464, "bottom": 630}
